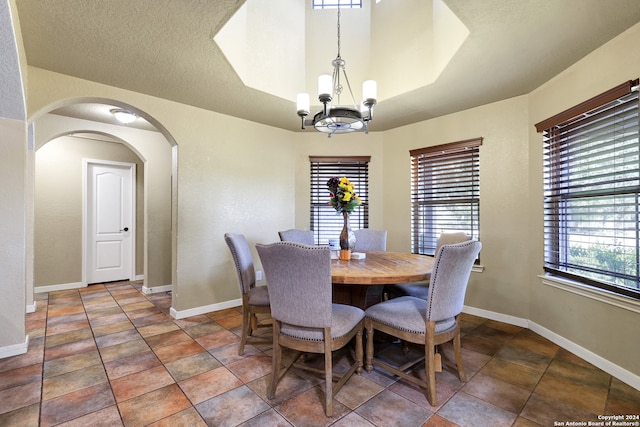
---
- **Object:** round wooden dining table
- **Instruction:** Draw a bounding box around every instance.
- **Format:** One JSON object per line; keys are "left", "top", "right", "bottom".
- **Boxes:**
{"left": 331, "top": 251, "right": 435, "bottom": 309}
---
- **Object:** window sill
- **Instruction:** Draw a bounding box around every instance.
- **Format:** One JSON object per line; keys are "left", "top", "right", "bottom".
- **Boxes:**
{"left": 539, "top": 274, "right": 640, "bottom": 314}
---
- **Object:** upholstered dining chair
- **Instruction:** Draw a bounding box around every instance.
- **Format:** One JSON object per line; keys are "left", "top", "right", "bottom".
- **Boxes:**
{"left": 255, "top": 241, "right": 364, "bottom": 417}
{"left": 365, "top": 240, "right": 482, "bottom": 406}
{"left": 224, "top": 233, "right": 271, "bottom": 355}
{"left": 277, "top": 229, "right": 315, "bottom": 245}
{"left": 353, "top": 229, "right": 387, "bottom": 251}
{"left": 387, "top": 232, "right": 471, "bottom": 300}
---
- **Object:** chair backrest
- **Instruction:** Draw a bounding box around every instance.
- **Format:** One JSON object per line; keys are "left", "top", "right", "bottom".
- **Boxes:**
{"left": 278, "top": 229, "right": 315, "bottom": 245}
{"left": 425, "top": 240, "right": 482, "bottom": 322}
{"left": 256, "top": 242, "right": 331, "bottom": 328}
{"left": 224, "top": 233, "right": 256, "bottom": 295}
{"left": 353, "top": 229, "right": 387, "bottom": 251}
{"left": 435, "top": 232, "right": 471, "bottom": 256}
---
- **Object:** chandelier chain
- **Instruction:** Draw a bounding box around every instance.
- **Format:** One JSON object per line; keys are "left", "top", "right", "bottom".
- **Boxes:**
{"left": 337, "top": 7, "right": 341, "bottom": 58}
{"left": 294, "top": 3, "right": 376, "bottom": 134}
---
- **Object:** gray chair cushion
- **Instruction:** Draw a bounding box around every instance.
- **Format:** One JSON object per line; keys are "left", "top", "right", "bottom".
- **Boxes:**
{"left": 278, "top": 229, "right": 315, "bottom": 245}
{"left": 425, "top": 240, "right": 481, "bottom": 322}
{"left": 281, "top": 304, "right": 365, "bottom": 341}
{"left": 365, "top": 296, "right": 456, "bottom": 334}
{"left": 435, "top": 232, "right": 471, "bottom": 257}
{"left": 353, "top": 229, "right": 387, "bottom": 251}
{"left": 388, "top": 234, "right": 474, "bottom": 300}
{"left": 247, "top": 285, "right": 270, "bottom": 306}
{"left": 256, "top": 242, "right": 332, "bottom": 327}
{"left": 224, "top": 232, "right": 257, "bottom": 295}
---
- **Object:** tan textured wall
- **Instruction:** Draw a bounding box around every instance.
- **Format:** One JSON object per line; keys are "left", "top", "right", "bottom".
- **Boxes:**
{"left": 34, "top": 114, "right": 173, "bottom": 289}
{"left": 26, "top": 67, "right": 296, "bottom": 312}
{"left": 0, "top": 117, "right": 27, "bottom": 347}
{"left": 34, "top": 135, "right": 144, "bottom": 286}
{"left": 382, "top": 96, "right": 531, "bottom": 320}
{"left": 527, "top": 22, "right": 640, "bottom": 375}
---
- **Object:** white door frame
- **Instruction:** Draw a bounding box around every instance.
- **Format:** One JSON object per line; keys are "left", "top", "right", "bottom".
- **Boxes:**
{"left": 82, "top": 159, "right": 136, "bottom": 285}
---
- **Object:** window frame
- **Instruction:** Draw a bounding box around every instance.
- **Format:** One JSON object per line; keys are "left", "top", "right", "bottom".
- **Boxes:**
{"left": 312, "top": 0, "right": 362, "bottom": 9}
{"left": 410, "top": 138, "right": 482, "bottom": 257}
{"left": 536, "top": 79, "right": 640, "bottom": 300}
{"left": 309, "top": 156, "right": 370, "bottom": 245}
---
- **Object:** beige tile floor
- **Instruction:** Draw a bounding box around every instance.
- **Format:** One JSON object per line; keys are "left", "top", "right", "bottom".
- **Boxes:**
{"left": 0, "top": 281, "right": 638, "bottom": 426}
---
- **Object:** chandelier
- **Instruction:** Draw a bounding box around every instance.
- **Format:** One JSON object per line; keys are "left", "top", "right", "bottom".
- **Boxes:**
{"left": 296, "top": 7, "right": 377, "bottom": 136}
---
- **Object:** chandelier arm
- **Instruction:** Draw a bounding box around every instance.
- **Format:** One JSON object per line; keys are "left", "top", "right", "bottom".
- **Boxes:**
{"left": 332, "top": 64, "right": 341, "bottom": 106}
{"left": 340, "top": 67, "right": 359, "bottom": 110}
{"left": 295, "top": 3, "right": 377, "bottom": 134}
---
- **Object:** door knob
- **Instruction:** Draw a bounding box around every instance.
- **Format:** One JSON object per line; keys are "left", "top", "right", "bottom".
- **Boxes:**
{"left": 121, "top": 227, "right": 129, "bottom": 232}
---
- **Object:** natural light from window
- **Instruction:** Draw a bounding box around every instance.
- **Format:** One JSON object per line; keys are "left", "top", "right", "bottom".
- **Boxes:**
{"left": 312, "top": 0, "right": 362, "bottom": 9}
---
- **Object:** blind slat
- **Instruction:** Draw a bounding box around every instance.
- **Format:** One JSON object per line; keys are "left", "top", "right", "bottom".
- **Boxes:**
{"left": 310, "top": 158, "right": 369, "bottom": 245}
{"left": 410, "top": 137, "right": 482, "bottom": 256}
{"left": 542, "top": 83, "right": 640, "bottom": 299}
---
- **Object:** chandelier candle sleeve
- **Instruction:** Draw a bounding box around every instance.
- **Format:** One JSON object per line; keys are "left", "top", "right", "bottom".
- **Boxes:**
{"left": 362, "top": 80, "right": 377, "bottom": 105}
{"left": 296, "top": 93, "right": 310, "bottom": 116}
{"left": 318, "top": 75, "right": 333, "bottom": 100}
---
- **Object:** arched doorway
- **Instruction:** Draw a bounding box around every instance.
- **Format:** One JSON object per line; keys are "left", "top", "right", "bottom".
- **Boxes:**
{"left": 28, "top": 100, "right": 177, "bottom": 308}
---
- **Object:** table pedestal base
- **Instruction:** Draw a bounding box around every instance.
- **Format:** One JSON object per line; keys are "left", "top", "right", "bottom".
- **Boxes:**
{"left": 332, "top": 284, "right": 384, "bottom": 310}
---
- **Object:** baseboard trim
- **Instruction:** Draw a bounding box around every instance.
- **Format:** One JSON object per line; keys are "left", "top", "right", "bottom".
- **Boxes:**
{"left": 528, "top": 321, "right": 640, "bottom": 391}
{"left": 26, "top": 301, "right": 36, "bottom": 313}
{"left": 0, "top": 335, "right": 29, "bottom": 359}
{"left": 135, "top": 274, "right": 144, "bottom": 281}
{"left": 141, "top": 284, "right": 172, "bottom": 295}
{"left": 463, "top": 305, "right": 529, "bottom": 328}
{"left": 169, "top": 298, "right": 242, "bottom": 320}
{"left": 462, "top": 305, "right": 640, "bottom": 391}
{"left": 34, "top": 282, "right": 86, "bottom": 293}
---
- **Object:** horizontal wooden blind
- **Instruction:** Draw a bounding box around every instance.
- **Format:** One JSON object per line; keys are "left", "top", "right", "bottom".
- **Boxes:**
{"left": 309, "top": 156, "right": 370, "bottom": 245}
{"left": 410, "top": 138, "right": 482, "bottom": 255}
{"left": 542, "top": 82, "right": 640, "bottom": 298}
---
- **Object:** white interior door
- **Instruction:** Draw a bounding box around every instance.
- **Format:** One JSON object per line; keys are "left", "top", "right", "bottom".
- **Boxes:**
{"left": 85, "top": 161, "right": 135, "bottom": 284}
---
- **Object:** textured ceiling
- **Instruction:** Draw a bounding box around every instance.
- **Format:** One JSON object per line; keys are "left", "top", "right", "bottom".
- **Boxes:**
{"left": 14, "top": 0, "right": 640, "bottom": 132}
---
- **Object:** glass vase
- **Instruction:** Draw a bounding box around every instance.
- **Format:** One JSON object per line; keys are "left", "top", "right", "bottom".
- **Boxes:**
{"left": 339, "top": 211, "right": 356, "bottom": 254}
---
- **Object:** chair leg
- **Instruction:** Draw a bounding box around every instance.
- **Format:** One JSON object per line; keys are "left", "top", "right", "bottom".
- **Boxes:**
{"left": 250, "top": 313, "right": 258, "bottom": 335}
{"left": 238, "top": 307, "right": 251, "bottom": 356}
{"left": 453, "top": 329, "right": 466, "bottom": 382}
{"left": 268, "top": 322, "right": 282, "bottom": 400}
{"left": 364, "top": 319, "right": 374, "bottom": 372}
{"left": 425, "top": 322, "right": 438, "bottom": 406}
{"left": 355, "top": 327, "right": 363, "bottom": 375}
{"left": 324, "top": 329, "right": 333, "bottom": 417}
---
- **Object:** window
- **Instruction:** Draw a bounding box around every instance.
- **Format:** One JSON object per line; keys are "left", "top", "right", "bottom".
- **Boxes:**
{"left": 312, "top": 0, "right": 362, "bottom": 9}
{"left": 410, "top": 138, "right": 482, "bottom": 256}
{"left": 536, "top": 79, "right": 640, "bottom": 299}
{"left": 310, "top": 156, "right": 369, "bottom": 245}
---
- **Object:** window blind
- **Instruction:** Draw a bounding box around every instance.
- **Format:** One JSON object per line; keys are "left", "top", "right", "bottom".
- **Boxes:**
{"left": 410, "top": 138, "right": 482, "bottom": 256}
{"left": 310, "top": 156, "right": 369, "bottom": 245}
{"left": 540, "top": 80, "right": 640, "bottom": 299}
